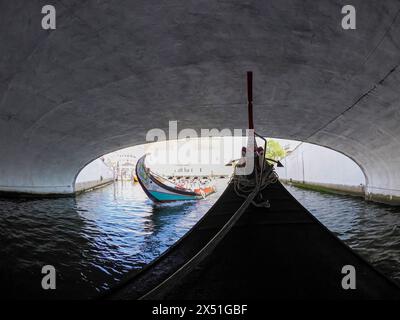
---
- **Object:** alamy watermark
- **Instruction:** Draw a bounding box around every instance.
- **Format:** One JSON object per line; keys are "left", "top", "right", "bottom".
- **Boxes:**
{"left": 341, "top": 5, "right": 356, "bottom": 30}
{"left": 144, "top": 121, "right": 255, "bottom": 175}
{"left": 41, "top": 265, "right": 56, "bottom": 290}
{"left": 41, "top": 5, "right": 56, "bottom": 30}
{"left": 41, "top": 4, "right": 356, "bottom": 31}
{"left": 341, "top": 265, "right": 356, "bottom": 290}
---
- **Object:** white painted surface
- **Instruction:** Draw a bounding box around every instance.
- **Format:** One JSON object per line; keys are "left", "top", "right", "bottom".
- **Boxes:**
{"left": 276, "top": 143, "right": 365, "bottom": 187}
{"left": 75, "top": 158, "right": 113, "bottom": 192}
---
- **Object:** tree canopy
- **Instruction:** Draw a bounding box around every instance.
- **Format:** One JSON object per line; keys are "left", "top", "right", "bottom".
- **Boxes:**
{"left": 266, "top": 139, "right": 286, "bottom": 160}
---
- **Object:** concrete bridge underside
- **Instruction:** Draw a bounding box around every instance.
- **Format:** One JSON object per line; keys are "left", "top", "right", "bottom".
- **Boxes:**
{"left": 1, "top": 0, "right": 400, "bottom": 203}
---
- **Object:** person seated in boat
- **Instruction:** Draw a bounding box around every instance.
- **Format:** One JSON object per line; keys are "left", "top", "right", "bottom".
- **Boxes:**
{"left": 236, "top": 146, "right": 247, "bottom": 168}
{"left": 256, "top": 146, "right": 265, "bottom": 169}
{"left": 194, "top": 179, "right": 201, "bottom": 190}
{"left": 236, "top": 144, "right": 266, "bottom": 179}
{"left": 237, "top": 145, "right": 260, "bottom": 167}
{"left": 176, "top": 179, "right": 186, "bottom": 189}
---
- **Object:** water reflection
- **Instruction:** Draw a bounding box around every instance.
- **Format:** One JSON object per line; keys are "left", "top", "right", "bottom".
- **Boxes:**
{"left": 285, "top": 184, "right": 400, "bottom": 284}
{"left": 0, "top": 180, "right": 227, "bottom": 299}
{"left": 1, "top": 180, "right": 399, "bottom": 299}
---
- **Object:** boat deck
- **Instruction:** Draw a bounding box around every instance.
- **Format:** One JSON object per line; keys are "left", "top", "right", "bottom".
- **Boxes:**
{"left": 107, "top": 180, "right": 400, "bottom": 299}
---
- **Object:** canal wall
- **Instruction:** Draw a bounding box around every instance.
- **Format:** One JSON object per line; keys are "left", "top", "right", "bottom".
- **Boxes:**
{"left": 74, "top": 158, "right": 114, "bottom": 194}
{"left": 276, "top": 143, "right": 366, "bottom": 198}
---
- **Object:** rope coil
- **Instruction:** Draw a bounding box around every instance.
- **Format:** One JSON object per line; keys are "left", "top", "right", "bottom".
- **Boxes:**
{"left": 232, "top": 158, "right": 278, "bottom": 208}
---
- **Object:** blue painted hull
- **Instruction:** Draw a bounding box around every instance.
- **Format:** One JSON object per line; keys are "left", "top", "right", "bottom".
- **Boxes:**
{"left": 148, "top": 191, "right": 199, "bottom": 201}
{"left": 136, "top": 155, "right": 203, "bottom": 202}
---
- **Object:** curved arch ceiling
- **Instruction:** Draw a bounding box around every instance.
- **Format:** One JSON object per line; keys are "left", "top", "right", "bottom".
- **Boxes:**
{"left": 1, "top": 0, "right": 400, "bottom": 203}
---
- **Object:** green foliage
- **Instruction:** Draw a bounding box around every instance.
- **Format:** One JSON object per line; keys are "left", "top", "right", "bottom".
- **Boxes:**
{"left": 266, "top": 139, "right": 286, "bottom": 160}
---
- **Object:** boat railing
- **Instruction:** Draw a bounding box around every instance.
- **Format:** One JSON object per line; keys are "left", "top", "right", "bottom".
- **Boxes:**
{"left": 146, "top": 167, "right": 185, "bottom": 189}
{"left": 148, "top": 165, "right": 214, "bottom": 192}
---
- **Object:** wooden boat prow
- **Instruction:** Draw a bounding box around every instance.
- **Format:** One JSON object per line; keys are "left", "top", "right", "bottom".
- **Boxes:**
{"left": 135, "top": 154, "right": 215, "bottom": 202}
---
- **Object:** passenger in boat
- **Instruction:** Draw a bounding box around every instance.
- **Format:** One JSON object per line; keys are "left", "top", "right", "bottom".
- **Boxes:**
{"left": 236, "top": 146, "right": 247, "bottom": 168}
{"left": 177, "top": 179, "right": 185, "bottom": 189}
{"left": 256, "top": 146, "right": 265, "bottom": 169}
{"left": 195, "top": 180, "right": 200, "bottom": 191}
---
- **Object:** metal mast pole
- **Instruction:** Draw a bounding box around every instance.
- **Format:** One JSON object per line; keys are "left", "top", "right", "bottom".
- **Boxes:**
{"left": 247, "top": 71, "right": 254, "bottom": 130}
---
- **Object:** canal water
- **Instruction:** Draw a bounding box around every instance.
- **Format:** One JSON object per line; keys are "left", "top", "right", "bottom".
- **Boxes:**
{"left": 285, "top": 184, "right": 400, "bottom": 286}
{"left": 0, "top": 181, "right": 399, "bottom": 299}
{"left": 0, "top": 180, "right": 228, "bottom": 299}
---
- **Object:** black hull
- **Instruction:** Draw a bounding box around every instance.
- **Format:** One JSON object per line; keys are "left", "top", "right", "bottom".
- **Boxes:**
{"left": 106, "top": 180, "right": 400, "bottom": 299}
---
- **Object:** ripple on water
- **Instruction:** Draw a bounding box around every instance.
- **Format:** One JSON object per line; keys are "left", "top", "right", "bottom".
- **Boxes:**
{"left": 284, "top": 184, "right": 400, "bottom": 285}
{"left": 0, "top": 180, "right": 228, "bottom": 299}
{"left": 1, "top": 180, "right": 399, "bottom": 298}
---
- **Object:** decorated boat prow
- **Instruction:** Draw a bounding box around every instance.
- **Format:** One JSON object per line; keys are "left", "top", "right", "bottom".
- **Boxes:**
{"left": 135, "top": 155, "right": 215, "bottom": 202}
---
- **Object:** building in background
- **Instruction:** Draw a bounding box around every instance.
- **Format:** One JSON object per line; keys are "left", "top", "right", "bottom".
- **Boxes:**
{"left": 276, "top": 142, "right": 366, "bottom": 197}
{"left": 75, "top": 157, "right": 114, "bottom": 193}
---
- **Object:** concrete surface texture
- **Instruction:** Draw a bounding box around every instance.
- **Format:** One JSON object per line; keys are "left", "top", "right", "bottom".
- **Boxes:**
{"left": 1, "top": 0, "right": 400, "bottom": 200}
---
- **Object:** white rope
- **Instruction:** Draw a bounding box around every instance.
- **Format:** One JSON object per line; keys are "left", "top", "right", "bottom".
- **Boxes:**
{"left": 232, "top": 158, "right": 278, "bottom": 208}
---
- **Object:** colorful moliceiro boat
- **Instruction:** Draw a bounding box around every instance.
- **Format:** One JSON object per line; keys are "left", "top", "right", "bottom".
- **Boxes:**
{"left": 136, "top": 154, "right": 215, "bottom": 202}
